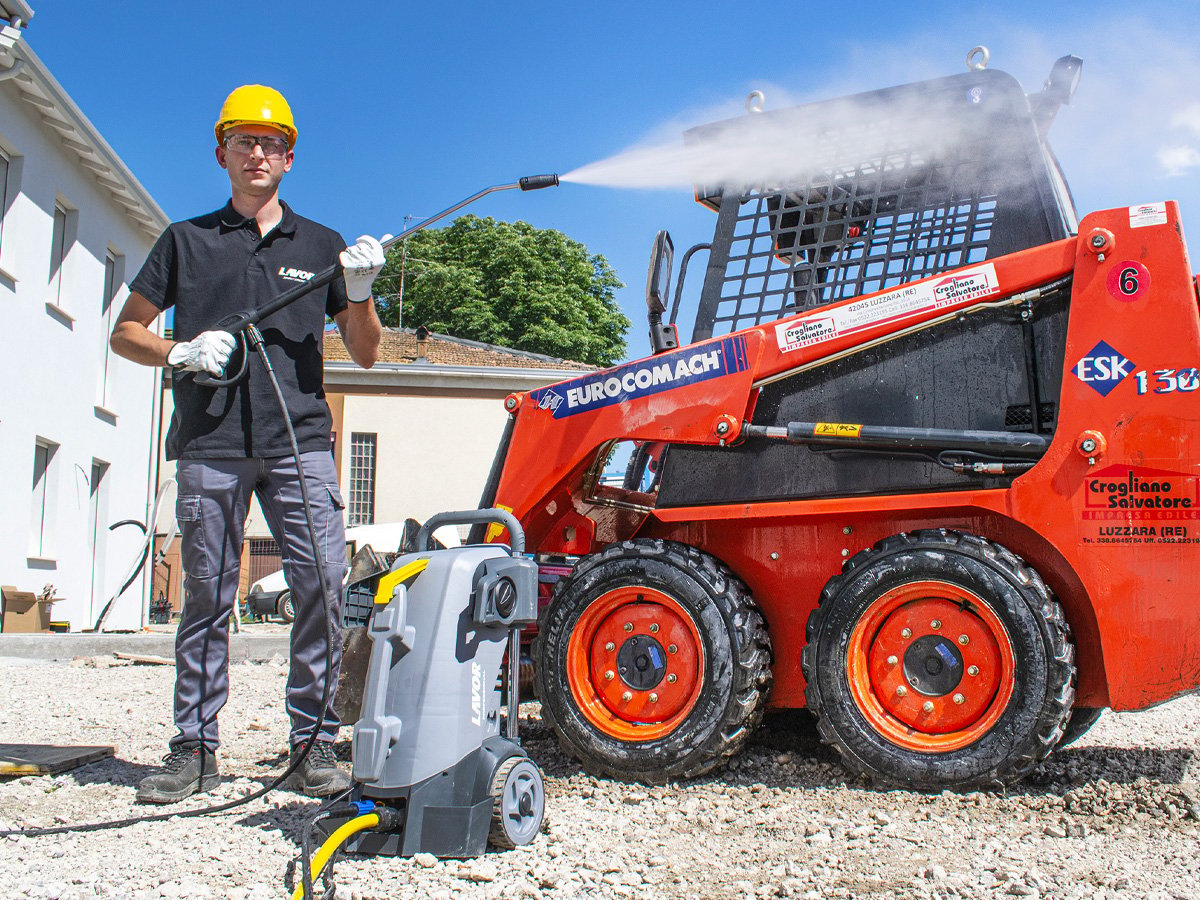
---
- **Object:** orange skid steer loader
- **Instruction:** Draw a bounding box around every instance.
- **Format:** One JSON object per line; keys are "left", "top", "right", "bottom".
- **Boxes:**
{"left": 476, "top": 51, "right": 1200, "bottom": 790}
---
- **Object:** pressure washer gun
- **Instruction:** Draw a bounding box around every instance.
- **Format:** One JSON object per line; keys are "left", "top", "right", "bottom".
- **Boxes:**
{"left": 194, "top": 174, "right": 560, "bottom": 387}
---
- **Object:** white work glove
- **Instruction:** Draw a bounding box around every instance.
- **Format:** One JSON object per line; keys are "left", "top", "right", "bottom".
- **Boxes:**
{"left": 340, "top": 234, "right": 387, "bottom": 303}
{"left": 167, "top": 330, "right": 237, "bottom": 375}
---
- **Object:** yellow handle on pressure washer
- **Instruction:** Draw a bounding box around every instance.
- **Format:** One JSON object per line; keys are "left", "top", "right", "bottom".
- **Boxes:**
{"left": 373, "top": 558, "right": 429, "bottom": 605}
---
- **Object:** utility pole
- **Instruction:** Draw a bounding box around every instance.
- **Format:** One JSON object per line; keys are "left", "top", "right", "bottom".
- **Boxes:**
{"left": 397, "top": 214, "right": 427, "bottom": 330}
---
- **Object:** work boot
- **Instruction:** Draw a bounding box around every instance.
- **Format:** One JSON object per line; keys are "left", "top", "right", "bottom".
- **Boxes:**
{"left": 287, "top": 740, "right": 351, "bottom": 798}
{"left": 136, "top": 745, "right": 220, "bottom": 804}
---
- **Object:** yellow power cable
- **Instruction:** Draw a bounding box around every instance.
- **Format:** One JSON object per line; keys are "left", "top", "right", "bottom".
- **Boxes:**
{"left": 290, "top": 812, "right": 380, "bottom": 900}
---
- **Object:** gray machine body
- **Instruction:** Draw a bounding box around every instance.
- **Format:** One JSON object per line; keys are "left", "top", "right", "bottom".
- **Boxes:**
{"left": 335, "top": 517, "right": 539, "bottom": 858}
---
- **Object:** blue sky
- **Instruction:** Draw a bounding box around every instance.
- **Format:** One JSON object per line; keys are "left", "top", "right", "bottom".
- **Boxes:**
{"left": 24, "top": 1, "right": 1200, "bottom": 361}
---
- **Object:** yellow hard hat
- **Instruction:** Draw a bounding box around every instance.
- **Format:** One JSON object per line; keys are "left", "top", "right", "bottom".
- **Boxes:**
{"left": 214, "top": 85, "right": 297, "bottom": 148}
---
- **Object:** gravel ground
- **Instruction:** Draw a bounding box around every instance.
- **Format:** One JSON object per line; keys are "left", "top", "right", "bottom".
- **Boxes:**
{"left": 2, "top": 655, "right": 1199, "bottom": 900}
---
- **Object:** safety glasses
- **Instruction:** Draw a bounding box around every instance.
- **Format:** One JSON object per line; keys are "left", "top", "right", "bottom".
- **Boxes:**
{"left": 223, "top": 133, "right": 290, "bottom": 159}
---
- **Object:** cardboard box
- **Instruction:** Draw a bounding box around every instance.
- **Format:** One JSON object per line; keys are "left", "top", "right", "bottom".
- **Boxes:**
{"left": 1, "top": 586, "right": 54, "bottom": 633}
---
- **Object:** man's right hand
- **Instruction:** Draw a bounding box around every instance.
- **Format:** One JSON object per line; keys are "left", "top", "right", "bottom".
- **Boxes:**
{"left": 167, "top": 330, "right": 237, "bottom": 375}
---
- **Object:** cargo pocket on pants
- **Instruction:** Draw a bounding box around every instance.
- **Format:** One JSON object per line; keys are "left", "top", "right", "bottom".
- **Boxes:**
{"left": 176, "top": 494, "right": 210, "bottom": 579}
{"left": 322, "top": 483, "right": 347, "bottom": 566}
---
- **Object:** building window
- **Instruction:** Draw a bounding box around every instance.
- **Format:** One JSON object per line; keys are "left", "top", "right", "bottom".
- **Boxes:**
{"left": 97, "top": 250, "right": 124, "bottom": 409}
{"left": 0, "top": 142, "right": 20, "bottom": 276}
{"left": 0, "top": 149, "right": 8, "bottom": 252}
{"left": 247, "top": 537, "right": 282, "bottom": 586}
{"left": 88, "top": 460, "right": 110, "bottom": 621}
{"left": 348, "top": 433, "right": 377, "bottom": 526}
{"left": 47, "top": 200, "right": 75, "bottom": 310}
{"left": 29, "top": 438, "right": 60, "bottom": 560}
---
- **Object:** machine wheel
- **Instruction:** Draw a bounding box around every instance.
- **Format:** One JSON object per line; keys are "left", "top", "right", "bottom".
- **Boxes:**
{"left": 276, "top": 591, "right": 295, "bottom": 624}
{"left": 802, "top": 529, "right": 1075, "bottom": 790}
{"left": 488, "top": 756, "right": 544, "bottom": 849}
{"left": 535, "top": 539, "right": 772, "bottom": 782}
{"left": 1058, "top": 707, "right": 1103, "bottom": 747}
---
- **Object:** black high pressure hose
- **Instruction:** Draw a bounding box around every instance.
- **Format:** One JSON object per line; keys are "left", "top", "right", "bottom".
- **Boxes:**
{"left": 0, "top": 324, "right": 341, "bottom": 850}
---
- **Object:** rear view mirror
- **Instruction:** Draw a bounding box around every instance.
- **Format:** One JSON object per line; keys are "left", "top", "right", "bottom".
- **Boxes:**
{"left": 645, "top": 230, "right": 674, "bottom": 315}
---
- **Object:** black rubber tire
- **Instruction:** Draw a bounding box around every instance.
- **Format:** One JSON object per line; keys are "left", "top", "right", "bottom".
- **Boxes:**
{"left": 1058, "top": 706, "right": 1103, "bottom": 747}
{"left": 534, "top": 539, "right": 772, "bottom": 782}
{"left": 276, "top": 590, "right": 295, "bottom": 624}
{"left": 622, "top": 444, "right": 651, "bottom": 491}
{"left": 802, "top": 529, "right": 1075, "bottom": 790}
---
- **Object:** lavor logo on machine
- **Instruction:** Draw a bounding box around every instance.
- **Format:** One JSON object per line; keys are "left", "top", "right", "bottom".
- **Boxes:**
{"left": 277, "top": 265, "right": 316, "bottom": 284}
{"left": 1072, "top": 340, "right": 1135, "bottom": 397}
{"left": 530, "top": 336, "right": 749, "bottom": 419}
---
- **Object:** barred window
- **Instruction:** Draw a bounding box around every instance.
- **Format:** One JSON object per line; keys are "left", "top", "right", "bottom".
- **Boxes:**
{"left": 348, "top": 433, "right": 377, "bottom": 526}
{"left": 247, "top": 537, "right": 282, "bottom": 584}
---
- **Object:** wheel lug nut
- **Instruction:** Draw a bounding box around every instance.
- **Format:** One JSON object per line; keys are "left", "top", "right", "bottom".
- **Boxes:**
{"left": 957, "top": 634, "right": 969, "bottom": 645}
{"left": 649, "top": 623, "right": 660, "bottom": 633}
{"left": 624, "top": 622, "right": 634, "bottom": 632}
{"left": 896, "top": 686, "right": 908, "bottom": 697}
{"left": 953, "top": 693, "right": 965, "bottom": 705}
{"left": 649, "top": 693, "right": 659, "bottom": 703}
{"left": 886, "top": 655, "right": 898, "bottom": 666}
{"left": 930, "top": 619, "right": 942, "bottom": 630}
{"left": 922, "top": 701, "right": 934, "bottom": 713}
{"left": 968, "top": 665, "right": 979, "bottom": 676}
{"left": 900, "top": 628, "right": 912, "bottom": 639}
{"left": 621, "top": 691, "right": 633, "bottom": 702}
{"left": 667, "top": 674, "right": 677, "bottom": 683}
{"left": 604, "top": 670, "right": 615, "bottom": 681}
{"left": 605, "top": 642, "right": 615, "bottom": 652}
{"left": 668, "top": 644, "right": 678, "bottom": 654}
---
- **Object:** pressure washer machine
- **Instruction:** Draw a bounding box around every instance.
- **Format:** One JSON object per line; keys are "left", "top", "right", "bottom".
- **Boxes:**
{"left": 317, "top": 509, "right": 545, "bottom": 859}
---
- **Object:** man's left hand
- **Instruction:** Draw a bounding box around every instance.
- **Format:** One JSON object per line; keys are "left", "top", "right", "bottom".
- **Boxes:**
{"left": 340, "top": 235, "right": 386, "bottom": 303}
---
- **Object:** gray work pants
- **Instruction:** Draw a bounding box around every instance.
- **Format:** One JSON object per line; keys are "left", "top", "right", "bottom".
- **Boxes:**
{"left": 171, "top": 451, "right": 348, "bottom": 751}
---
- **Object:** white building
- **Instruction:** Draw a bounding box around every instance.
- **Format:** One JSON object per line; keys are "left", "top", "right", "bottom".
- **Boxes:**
{"left": 0, "top": 3, "right": 169, "bottom": 632}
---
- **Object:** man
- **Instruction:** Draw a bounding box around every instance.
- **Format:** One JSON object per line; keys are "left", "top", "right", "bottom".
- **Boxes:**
{"left": 110, "top": 84, "right": 384, "bottom": 803}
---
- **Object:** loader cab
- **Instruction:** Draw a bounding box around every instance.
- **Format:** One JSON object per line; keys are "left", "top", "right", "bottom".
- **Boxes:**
{"left": 635, "top": 53, "right": 1083, "bottom": 507}
{"left": 682, "top": 58, "right": 1080, "bottom": 341}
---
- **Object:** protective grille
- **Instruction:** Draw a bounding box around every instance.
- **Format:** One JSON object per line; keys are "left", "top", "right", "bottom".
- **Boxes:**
{"left": 708, "top": 159, "right": 998, "bottom": 336}
{"left": 688, "top": 69, "right": 1072, "bottom": 341}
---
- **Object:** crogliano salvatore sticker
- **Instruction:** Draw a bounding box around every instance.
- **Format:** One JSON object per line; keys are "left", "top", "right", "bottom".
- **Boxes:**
{"left": 775, "top": 263, "right": 999, "bottom": 353}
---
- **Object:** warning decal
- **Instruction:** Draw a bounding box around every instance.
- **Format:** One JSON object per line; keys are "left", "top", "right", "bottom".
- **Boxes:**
{"left": 1129, "top": 202, "right": 1168, "bottom": 229}
{"left": 775, "top": 263, "right": 1000, "bottom": 354}
{"left": 813, "top": 422, "right": 863, "bottom": 438}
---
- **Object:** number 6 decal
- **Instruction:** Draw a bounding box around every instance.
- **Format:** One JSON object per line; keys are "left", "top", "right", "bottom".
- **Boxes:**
{"left": 1107, "top": 260, "right": 1150, "bottom": 301}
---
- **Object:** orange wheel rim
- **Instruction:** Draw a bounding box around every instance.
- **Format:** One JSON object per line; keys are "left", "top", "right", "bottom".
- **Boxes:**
{"left": 566, "top": 586, "right": 704, "bottom": 741}
{"left": 846, "top": 580, "right": 1015, "bottom": 753}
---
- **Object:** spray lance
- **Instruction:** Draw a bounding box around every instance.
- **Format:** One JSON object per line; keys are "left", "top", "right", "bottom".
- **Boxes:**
{"left": 196, "top": 173, "right": 560, "bottom": 387}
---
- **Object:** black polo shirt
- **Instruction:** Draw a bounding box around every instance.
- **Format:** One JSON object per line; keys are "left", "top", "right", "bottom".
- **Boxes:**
{"left": 131, "top": 200, "right": 350, "bottom": 461}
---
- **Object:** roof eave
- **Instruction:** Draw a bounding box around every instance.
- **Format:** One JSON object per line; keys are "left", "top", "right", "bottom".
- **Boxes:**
{"left": 2, "top": 40, "right": 169, "bottom": 240}
{"left": 323, "top": 362, "right": 584, "bottom": 392}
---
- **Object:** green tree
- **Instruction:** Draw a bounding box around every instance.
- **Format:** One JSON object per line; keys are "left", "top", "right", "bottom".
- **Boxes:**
{"left": 373, "top": 215, "right": 629, "bottom": 366}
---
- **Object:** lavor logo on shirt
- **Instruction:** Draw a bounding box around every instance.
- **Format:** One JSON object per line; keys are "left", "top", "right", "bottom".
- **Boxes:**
{"left": 278, "top": 266, "right": 316, "bottom": 283}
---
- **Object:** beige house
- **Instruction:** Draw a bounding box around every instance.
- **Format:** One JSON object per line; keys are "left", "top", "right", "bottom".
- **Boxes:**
{"left": 153, "top": 327, "right": 592, "bottom": 608}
